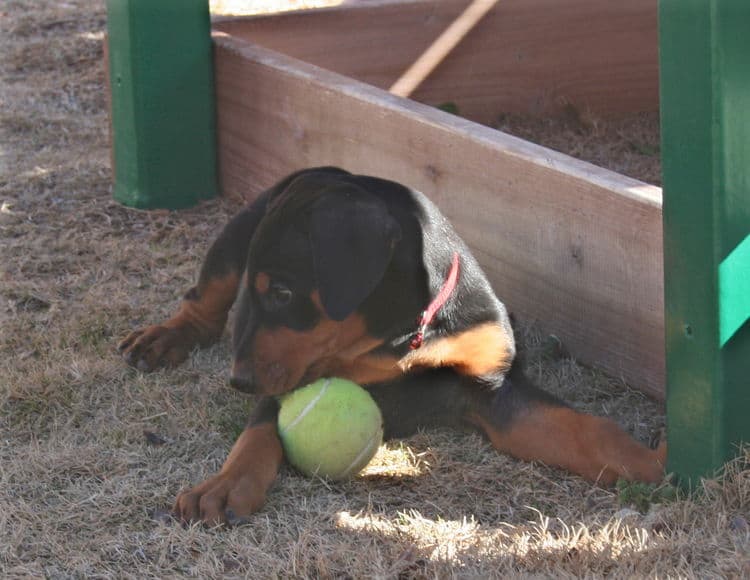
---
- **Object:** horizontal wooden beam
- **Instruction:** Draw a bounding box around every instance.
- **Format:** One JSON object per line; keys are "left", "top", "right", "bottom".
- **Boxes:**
{"left": 212, "top": 33, "right": 665, "bottom": 398}
{"left": 214, "top": 0, "right": 658, "bottom": 125}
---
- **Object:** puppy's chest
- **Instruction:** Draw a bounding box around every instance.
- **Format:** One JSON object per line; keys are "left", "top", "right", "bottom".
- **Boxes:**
{"left": 328, "top": 322, "right": 513, "bottom": 385}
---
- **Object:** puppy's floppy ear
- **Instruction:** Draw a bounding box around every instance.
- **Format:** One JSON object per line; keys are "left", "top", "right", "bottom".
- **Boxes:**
{"left": 308, "top": 188, "right": 401, "bottom": 321}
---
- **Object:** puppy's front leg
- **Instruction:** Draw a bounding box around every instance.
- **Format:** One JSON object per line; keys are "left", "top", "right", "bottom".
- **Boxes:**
{"left": 173, "top": 398, "right": 283, "bottom": 526}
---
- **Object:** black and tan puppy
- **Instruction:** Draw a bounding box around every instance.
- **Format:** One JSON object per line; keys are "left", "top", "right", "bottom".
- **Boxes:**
{"left": 119, "top": 167, "right": 666, "bottom": 525}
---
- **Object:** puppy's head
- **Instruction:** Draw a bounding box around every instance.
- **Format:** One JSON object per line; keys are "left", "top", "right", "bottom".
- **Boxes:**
{"left": 230, "top": 173, "right": 401, "bottom": 396}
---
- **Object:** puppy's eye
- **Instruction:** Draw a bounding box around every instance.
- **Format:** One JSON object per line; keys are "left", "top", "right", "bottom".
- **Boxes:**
{"left": 266, "top": 282, "right": 293, "bottom": 310}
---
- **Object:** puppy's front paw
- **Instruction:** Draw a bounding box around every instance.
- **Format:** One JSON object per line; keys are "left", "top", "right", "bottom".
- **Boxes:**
{"left": 173, "top": 472, "right": 267, "bottom": 527}
{"left": 118, "top": 325, "right": 193, "bottom": 371}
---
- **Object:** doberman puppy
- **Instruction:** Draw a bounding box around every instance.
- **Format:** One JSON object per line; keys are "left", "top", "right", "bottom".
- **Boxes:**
{"left": 119, "top": 167, "right": 666, "bottom": 526}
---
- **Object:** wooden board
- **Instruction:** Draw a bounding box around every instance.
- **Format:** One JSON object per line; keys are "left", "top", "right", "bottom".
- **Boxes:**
{"left": 214, "top": 0, "right": 659, "bottom": 126}
{"left": 212, "top": 33, "right": 665, "bottom": 397}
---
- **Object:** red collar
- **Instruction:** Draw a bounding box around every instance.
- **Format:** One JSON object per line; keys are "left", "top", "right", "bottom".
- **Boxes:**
{"left": 410, "top": 252, "right": 460, "bottom": 350}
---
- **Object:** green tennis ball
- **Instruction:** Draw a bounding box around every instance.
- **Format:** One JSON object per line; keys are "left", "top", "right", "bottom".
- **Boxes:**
{"left": 277, "top": 377, "right": 383, "bottom": 481}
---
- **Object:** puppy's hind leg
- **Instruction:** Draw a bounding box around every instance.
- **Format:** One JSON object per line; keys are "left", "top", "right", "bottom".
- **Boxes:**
{"left": 467, "top": 365, "right": 666, "bottom": 485}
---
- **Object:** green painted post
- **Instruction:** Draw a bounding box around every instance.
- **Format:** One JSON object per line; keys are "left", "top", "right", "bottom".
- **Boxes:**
{"left": 660, "top": 0, "right": 750, "bottom": 485}
{"left": 106, "top": 0, "right": 217, "bottom": 209}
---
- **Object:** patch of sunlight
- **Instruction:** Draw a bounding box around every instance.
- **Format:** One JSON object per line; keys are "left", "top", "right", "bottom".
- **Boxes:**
{"left": 210, "top": 0, "right": 343, "bottom": 16}
{"left": 359, "top": 441, "right": 434, "bottom": 478}
{"left": 336, "top": 509, "right": 481, "bottom": 564}
{"left": 20, "top": 166, "right": 52, "bottom": 179}
{"left": 78, "top": 31, "right": 105, "bottom": 41}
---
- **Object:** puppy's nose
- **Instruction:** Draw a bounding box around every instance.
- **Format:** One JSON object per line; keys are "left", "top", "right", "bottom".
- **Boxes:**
{"left": 229, "top": 372, "right": 255, "bottom": 393}
{"left": 230, "top": 359, "right": 255, "bottom": 393}
{"left": 229, "top": 375, "right": 255, "bottom": 393}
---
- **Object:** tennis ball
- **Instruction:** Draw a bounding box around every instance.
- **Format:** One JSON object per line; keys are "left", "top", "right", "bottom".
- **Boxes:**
{"left": 277, "top": 377, "right": 383, "bottom": 480}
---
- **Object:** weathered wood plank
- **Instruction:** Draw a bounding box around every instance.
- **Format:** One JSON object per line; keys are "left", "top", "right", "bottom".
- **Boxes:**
{"left": 213, "top": 0, "right": 659, "bottom": 125}
{"left": 213, "top": 34, "right": 665, "bottom": 398}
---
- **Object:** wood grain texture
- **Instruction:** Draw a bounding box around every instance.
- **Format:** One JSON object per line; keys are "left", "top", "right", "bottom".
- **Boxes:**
{"left": 213, "top": 0, "right": 658, "bottom": 125}
{"left": 212, "top": 33, "right": 665, "bottom": 397}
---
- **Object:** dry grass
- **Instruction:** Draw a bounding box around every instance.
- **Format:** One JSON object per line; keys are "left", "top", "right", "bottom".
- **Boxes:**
{"left": 495, "top": 106, "right": 661, "bottom": 185}
{"left": 495, "top": 107, "right": 662, "bottom": 186}
{"left": 1, "top": 1, "right": 748, "bottom": 578}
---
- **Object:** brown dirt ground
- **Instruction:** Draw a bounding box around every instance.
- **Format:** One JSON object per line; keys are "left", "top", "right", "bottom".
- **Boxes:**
{"left": 1, "top": 1, "right": 747, "bottom": 578}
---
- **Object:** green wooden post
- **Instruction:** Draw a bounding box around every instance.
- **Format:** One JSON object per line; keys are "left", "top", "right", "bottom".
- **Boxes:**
{"left": 660, "top": 0, "right": 750, "bottom": 485}
{"left": 106, "top": 0, "right": 217, "bottom": 209}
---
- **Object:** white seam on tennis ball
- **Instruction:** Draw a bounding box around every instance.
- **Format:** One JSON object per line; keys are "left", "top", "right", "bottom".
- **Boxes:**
{"left": 281, "top": 377, "right": 331, "bottom": 435}
{"left": 340, "top": 425, "right": 383, "bottom": 478}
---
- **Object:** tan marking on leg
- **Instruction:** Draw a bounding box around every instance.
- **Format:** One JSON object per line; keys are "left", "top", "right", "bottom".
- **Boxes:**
{"left": 173, "top": 423, "right": 283, "bottom": 525}
{"left": 166, "top": 272, "right": 240, "bottom": 344}
{"left": 400, "top": 322, "right": 513, "bottom": 377}
{"left": 471, "top": 406, "right": 666, "bottom": 485}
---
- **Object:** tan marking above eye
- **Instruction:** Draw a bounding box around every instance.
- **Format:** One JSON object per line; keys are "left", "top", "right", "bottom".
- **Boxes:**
{"left": 254, "top": 272, "right": 271, "bottom": 294}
